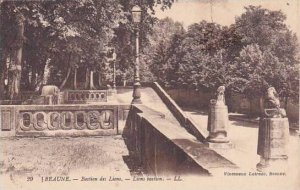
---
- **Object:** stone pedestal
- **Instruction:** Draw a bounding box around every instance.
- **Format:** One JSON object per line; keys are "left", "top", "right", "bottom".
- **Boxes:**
{"left": 41, "top": 85, "right": 60, "bottom": 105}
{"left": 206, "top": 101, "right": 230, "bottom": 143}
{"left": 257, "top": 117, "right": 289, "bottom": 171}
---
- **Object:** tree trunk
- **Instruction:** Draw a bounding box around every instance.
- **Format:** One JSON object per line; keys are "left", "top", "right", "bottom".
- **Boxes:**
{"left": 59, "top": 66, "right": 71, "bottom": 90}
{"left": 35, "top": 69, "right": 45, "bottom": 92}
{"left": 23, "top": 65, "right": 30, "bottom": 90}
{"left": 41, "top": 59, "right": 50, "bottom": 86}
{"left": 73, "top": 67, "right": 77, "bottom": 90}
{"left": 90, "top": 70, "right": 96, "bottom": 90}
{"left": 284, "top": 96, "right": 288, "bottom": 110}
{"left": 85, "top": 68, "right": 90, "bottom": 89}
{"left": 9, "top": 13, "right": 25, "bottom": 100}
{"left": 98, "top": 71, "right": 102, "bottom": 89}
{"left": 0, "top": 49, "right": 7, "bottom": 100}
{"left": 122, "top": 73, "right": 126, "bottom": 87}
{"left": 31, "top": 67, "right": 37, "bottom": 90}
{"left": 59, "top": 53, "right": 72, "bottom": 90}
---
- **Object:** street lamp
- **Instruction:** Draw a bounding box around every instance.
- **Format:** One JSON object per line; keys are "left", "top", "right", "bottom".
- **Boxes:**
{"left": 112, "top": 51, "right": 117, "bottom": 92}
{"left": 131, "top": 5, "right": 142, "bottom": 104}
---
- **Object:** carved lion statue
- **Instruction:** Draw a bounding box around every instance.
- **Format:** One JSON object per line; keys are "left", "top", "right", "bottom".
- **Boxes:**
{"left": 216, "top": 85, "right": 225, "bottom": 105}
{"left": 264, "top": 87, "right": 286, "bottom": 118}
{"left": 265, "top": 87, "right": 280, "bottom": 109}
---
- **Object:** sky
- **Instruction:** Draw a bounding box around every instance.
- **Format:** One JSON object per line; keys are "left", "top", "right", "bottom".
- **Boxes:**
{"left": 154, "top": 0, "right": 300, "bottom": 38}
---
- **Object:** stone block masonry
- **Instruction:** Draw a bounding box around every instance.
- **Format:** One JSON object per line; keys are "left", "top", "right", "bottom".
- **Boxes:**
{"left": 123, "top": 105, "right": 238, "bottom": 176}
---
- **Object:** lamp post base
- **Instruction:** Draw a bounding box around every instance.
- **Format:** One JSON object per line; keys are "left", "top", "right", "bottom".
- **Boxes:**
{"left": 132, "top": 98, "right": 142, "bottom": 104}
{"left": 132, "top": 84, "right": 142, "bottom": 104}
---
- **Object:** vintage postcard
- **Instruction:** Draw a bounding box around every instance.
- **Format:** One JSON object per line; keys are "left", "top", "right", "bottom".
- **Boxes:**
{"left": 0, "top": 0, "right": 299, "bottom": 189}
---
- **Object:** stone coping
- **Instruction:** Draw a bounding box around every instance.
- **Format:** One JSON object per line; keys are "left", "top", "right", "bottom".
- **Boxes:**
{"left": 151, "top": 82, "right": 207, "bottom": 141}
{"left": 0, "top": 103, "right": 131, "bottom": 108}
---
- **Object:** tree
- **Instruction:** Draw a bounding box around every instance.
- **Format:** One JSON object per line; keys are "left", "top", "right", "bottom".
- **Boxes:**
{"left": 0, "top": 0, "right": 177, "bottom": 100}
{"left": 0, "top": 2, "right": 28, "bottom": 100}
{"left": 139, "top": 17, "right": 185, "bottom": 84}
{"left": 233, "top": 6, "right": 299, "bottom": 105}
{"left": 165, "top": 21, "right": 227, "bottom": 90}
{"left": 145, "top": 5, "right": 299, "bottom": 113}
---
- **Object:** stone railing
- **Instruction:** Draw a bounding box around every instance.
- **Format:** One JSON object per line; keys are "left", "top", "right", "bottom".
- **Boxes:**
{"left": 123, "top": 105, "right": 237, "bottom": 176}
{"left": 63, "top": 90, "right": 108, "bottom": 104}
{"left": 151, "top": 82, "right": 207, "bottom": 141}
{"left": 21, "top": 91, "right": 39, "bottom": 101}
{"left": 0, "top": 104, "right": 130, "bottom": 137}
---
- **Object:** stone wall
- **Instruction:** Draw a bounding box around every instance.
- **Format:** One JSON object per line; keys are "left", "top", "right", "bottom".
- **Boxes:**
{"left": 123, "top": 105, "right": 237, "bottom": 176}
{"left": 166, "top": 88, "right": 299, "bottom": 122}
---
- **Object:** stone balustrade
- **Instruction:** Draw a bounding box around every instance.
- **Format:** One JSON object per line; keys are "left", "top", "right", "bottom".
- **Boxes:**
{"left": 1, "top": 104, "right": 130, "bottom": 137}
{"left": 63, "top": 90, "right": 108, "bottom": 104}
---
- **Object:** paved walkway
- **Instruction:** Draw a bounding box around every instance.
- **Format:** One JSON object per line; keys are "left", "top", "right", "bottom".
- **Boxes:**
{"left": 115, "top": 88, "right": 300, "bottom": 175}
{"left": 183, "top": 107, "right": 300, "bottom": 175}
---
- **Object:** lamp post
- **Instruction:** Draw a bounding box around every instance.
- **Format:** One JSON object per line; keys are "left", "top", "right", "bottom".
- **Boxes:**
{"left": 112, "top": 51, "right": 117, "bottom": 93}
{"left": 131, "top": 5, "right": 142, "bottom": 104}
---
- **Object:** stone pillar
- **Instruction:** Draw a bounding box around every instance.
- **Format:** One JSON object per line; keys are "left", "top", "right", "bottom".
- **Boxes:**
{"left": 257, "top": 109, "right": 289, "bottom": 171}
{"left": 206, "top": 99, "right": 230, "bottom": 143}
{"left": 256, "top": 87, "right": 289, "bottom": 171}
{"left": 206, "top": 86, "right": 232, "bottom": 149}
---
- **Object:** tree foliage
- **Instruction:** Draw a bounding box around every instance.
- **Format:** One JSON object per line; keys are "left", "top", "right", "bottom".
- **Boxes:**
{"left": 0, "top": 0, "right": 175, "bottom": 98}
{"left": 146, "top": 6, "right": 299, "bottom": 103}
{"left": 0, "top": 3, "right": 298, "bottom": 105}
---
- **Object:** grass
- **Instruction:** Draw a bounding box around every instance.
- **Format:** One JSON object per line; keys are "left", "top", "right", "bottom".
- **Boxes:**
{"left": 0, "top": 136, "right": 129, "bottom": 178}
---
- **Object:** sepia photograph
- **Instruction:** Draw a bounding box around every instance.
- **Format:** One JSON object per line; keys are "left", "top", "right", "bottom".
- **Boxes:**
{"left": 0, "top": 0, "right": 299, "bottom": 189}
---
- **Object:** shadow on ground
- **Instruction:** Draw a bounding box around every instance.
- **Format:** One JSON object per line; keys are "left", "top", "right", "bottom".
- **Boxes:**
{"left": 181, "top": 107, "right": 208, "bottom": 115}
{"left": 230, "top": 120, "right": 259, "bottom": 128}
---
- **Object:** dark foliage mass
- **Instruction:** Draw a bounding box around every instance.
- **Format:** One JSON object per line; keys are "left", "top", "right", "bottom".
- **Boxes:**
{"left": 143, "top": 6, "right": 299, "bottom": 105}
{"left": 0, "top": 0, "right": 174, "bottom": 99}
{"left": 0, "top": 2, "right": 299, "bottom": 106}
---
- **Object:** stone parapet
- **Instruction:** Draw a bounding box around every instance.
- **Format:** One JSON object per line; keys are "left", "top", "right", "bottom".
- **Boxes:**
{"left": 123, "top": 105, "right": 238, "bottom": 176}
